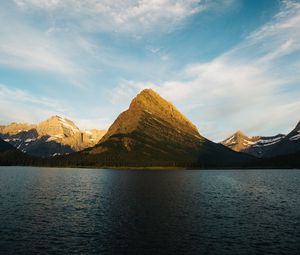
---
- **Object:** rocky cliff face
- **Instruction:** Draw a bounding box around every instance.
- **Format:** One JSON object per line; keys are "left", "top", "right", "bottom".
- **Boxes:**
{"left": 0, "top": 116, "right": 106, "bottom": 158}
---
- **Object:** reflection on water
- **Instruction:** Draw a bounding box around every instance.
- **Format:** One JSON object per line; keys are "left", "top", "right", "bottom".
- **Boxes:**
{"left": 0, "top": 167, "right": 299, "bottom": 254}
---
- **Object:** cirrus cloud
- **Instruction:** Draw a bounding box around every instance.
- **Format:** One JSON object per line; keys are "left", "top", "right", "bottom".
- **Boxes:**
{"left": 14, "top": 0, "right": 218, "bottom": 34}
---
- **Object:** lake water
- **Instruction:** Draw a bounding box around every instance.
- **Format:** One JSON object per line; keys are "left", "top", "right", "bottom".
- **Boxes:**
{"left": 0, "top": 167, "right": 299, "bottom": 254}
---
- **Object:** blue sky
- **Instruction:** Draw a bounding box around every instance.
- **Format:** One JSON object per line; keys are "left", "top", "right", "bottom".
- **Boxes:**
{"left": 0, "top": 0, "right": 299, "bottom": 141}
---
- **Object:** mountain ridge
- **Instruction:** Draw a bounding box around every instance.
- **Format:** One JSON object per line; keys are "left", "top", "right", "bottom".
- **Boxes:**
{"left": 221, "top": 120, "right": 300, "bottom": 158}
{"left": 0, "top": 89, "right": 298, "bottom": 168}
{"left": 0, "top": 116, "right": 106, "bottom": 157}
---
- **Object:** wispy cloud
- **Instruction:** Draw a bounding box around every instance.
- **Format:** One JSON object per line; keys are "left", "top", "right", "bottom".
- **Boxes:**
{"left": 0, "top": 5, "right": 80, "bottom": 75}
{"left": 1, "top": 0, "right": 237, "bottom": 84}
{"left": 112, "top": 0, "right": 300, "bottom": 141}
{"left": 0, "top": 84, "right": 70, "bottom": 124}
{"left": 1, "top": 0, "right": 206, "bottom": 86}
{"left": 14, "top": 0, "right": 206, "bottom": 34}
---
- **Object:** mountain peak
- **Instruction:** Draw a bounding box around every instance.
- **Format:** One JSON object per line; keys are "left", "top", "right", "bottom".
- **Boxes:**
{"left": 37, "top": 115, "right": 80, "bottom": 138}
{"left": 135, "top": 89, "right": 198, "bottom": 132}
{"left": 47, "top": 115, "right": 68, "bottom": 122}
{"left": 235, "top": 130, "right": 247, "bottom": 137}
{"left": 44, "top": 115, "right": 77, "bottom": 127}
{"left": 221, "top": 131, "right": 259, "bottom": 152}
{"left": 49, "top": 115, "right": 62, "bottom": 120}
{"left": 130, "top": 88, "right": 166, "bottom": 109}
{"left": 139, "top": 88, "right": 158, "bottom": 96}
{"left": 100, "top": 88, "right": 200, "bottom": 143}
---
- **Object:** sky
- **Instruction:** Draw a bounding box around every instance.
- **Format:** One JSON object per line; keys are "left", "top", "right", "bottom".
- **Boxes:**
{"left": 0, "top": 0, "right": 300, "bottom": 141}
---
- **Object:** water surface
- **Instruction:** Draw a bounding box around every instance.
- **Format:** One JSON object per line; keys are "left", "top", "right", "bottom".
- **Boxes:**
{"left": 0, "top": 167, "right": 299, "bottom": 254}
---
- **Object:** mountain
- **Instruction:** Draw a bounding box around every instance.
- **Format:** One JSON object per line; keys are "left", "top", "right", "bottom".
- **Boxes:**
{"left": 65, "top": 89, "right": 255, "bottom": 168}
{"left": 221, "top": 131, "right": 260, "bottom": 152}
{"left": 0, "top": 122, "right": 35, "bottom": 134}
{"left": 221, "top": 121, "right": 300, "bottom": 158}
{"left": 0, "top": 138, "right": 35, "bottom": 166}
{"left": 264, "top": 121, "right": 300, "bottom": 157}
{"left": 0, "top": 116, "right": 106, "bottom": 158}
{"left": 221, "top": 131, "right": 285, "bottom": 158}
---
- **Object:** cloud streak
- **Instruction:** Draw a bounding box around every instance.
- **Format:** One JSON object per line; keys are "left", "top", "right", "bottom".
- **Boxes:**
{"left": 14, "top": 0, "right": 205, "bottom": 34}
{"left": 0, "top": 84, "right": 70, "bottom": 124}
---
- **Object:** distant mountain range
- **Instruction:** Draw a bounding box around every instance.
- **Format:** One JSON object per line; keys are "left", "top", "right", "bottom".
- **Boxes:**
{"left": 0, "top": 116, "right": 106, "bottom": 158}
{"left": 221, "top": 121, "right": 300, "bottom": 158}
{"left": 0, "top": 89, "right": 299, "bottom": 168}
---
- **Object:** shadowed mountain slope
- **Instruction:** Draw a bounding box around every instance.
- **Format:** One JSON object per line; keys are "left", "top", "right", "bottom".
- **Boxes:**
{"left": 0, "top": 138, "right": 35, "bottom": 166}
{"left": 264, "top": 120, "right": 300, "bottom": 157}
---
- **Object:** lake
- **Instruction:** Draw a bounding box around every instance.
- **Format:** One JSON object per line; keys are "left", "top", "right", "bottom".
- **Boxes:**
{"left": 0, "top": 167, "right": 299, "bottom": 254}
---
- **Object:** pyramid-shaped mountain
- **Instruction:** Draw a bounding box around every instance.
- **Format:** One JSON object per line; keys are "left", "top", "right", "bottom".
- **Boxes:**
{"left": 72, "top": 89, "right": 254, "bottom": 167}
{"left": 221, "top": 131, "right": 260, "bottom": 152}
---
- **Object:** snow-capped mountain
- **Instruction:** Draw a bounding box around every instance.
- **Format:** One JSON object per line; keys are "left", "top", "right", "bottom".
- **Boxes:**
{"left": 0, "top": 116, "right": 106, "bottom": 158}
{"left": 221, "top": 131, "right": 260, "bottom": 152}
{"left": 221, "top": 121, "right": 300, "bottom": 158}
{"left": 265, "top": 121, "right": 300, "bottom": 157}
{"left": 221, "top": 131, "right": 285, "bottom": 158}
{"left": 245, "top": 134, "right": 286, "bottom": 158}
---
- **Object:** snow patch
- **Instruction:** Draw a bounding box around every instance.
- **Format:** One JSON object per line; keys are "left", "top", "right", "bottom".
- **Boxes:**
{"left": 289, "top": 131, "right": 300, "bottom": 141}
{"left": 254, "top": 136, "right": 284, "bottom": 147}
{"left": 59, "top": 117, "right": 79, "bottom": 133}
{"left": 244, "top": 140, "right": 256, "bottom": 145}
{"left": 224, "top": 136, "right": 235, "bottom": 144}
{"left": 46, "top": 134, "right": 64, "bottom": 142}
{"left": 25, "top": 138, "right": 36, "bottom": 143}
